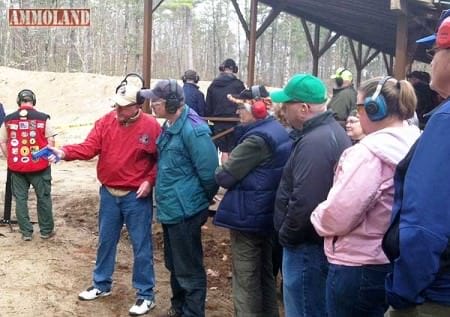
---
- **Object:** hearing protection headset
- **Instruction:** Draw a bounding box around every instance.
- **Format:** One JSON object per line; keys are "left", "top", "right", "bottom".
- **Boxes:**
{"left": 219, "top": 60, "right": 238, "bottom": 73}
{"left": 17, "top": 89, "right": 36, "bottom": 106}
{"left": 115, "top": 73, "right": 145, "bottom": 104}
{"left": 182, "top": 70, "right": 200, "bottom": 83}
{"left": 251, "top": 85, "right": 261, "bottom": 99}
{"left": 363, "top": 76, "right": 392, "bottom": 122}
{"left": 335, "top": 68, "right": 348, "bottom": 87}
{"left": 165, "top": 79, "right": 182, "bottom": 114}
{"left": 250, "top": 100, "right": 268, "bottom": 119}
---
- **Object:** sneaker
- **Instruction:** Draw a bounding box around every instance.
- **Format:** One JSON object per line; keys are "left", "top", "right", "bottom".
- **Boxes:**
{"left": 129, "top": 299, "right": 156, "bottom": 316}
{"left": 40, "top": 231, "right": 55, "bottom": 239}
{"left": 78, "top": 286, "right": 111, "bottom": 300}
{"left": 22, "top": 235, "right": 32, "bottom": 241}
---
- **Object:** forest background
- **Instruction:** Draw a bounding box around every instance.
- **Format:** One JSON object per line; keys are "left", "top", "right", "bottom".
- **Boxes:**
{"left": 0, "top": 0, "right": 429, "bottom": 89}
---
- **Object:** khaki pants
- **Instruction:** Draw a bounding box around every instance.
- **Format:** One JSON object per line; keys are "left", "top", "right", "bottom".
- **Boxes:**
{"left": 390, "top": 302, "right": 450, "bottom": 317}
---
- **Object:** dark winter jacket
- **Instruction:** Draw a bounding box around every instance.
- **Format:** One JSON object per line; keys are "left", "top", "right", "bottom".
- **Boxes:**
{"left": 205, "top": 73, "right": 245, "bottom": 131}
{"left": 327, "top": 85, "right": 357, "bottom": 126}
{"left": 183, "top": 83, "right": 206, "bottom": 117}
{"left": 274, "top": 110, "right": 351, "bottom": 247}
{"left": 214, "top": 116, "right": 292, "bottom": 233}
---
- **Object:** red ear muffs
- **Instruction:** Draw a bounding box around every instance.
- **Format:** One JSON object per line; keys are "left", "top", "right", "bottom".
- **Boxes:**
{"left": 251, "top": 100, "right": 268, "bottom": 119}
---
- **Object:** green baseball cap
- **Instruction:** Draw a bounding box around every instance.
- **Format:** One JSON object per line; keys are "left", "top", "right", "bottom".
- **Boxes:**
{"left": 270, "top": 74, "right": 328, "bottom": 104}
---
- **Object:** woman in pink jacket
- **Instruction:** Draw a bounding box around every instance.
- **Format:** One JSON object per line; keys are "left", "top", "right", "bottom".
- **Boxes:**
{"left": 311, "top": 76, "right": 420, "bottom": 317}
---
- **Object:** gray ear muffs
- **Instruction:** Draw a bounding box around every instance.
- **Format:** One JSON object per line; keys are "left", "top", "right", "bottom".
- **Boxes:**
{"left": 251, "top": 85, "right": 261, "bottom": 99}
{"left": 115, "top": 73, "right": 145, "bottom": 104}
{"left": 363, "top": 76, "right": 392, "bottom": 121}
{"left": 165, "top": 79, "right": 181, "bottom": 114}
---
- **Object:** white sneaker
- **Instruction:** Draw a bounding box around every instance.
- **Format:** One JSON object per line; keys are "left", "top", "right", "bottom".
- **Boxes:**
{"left": 129, "top": 299, "right": 156, "bottom": 316}
{"left": 78, "top": 286, "right": 111, "bottom": 300}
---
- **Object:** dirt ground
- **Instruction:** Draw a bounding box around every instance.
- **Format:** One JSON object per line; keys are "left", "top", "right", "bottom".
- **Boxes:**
{"left": 0, "top": 158, "right": 235, "bottom": 317}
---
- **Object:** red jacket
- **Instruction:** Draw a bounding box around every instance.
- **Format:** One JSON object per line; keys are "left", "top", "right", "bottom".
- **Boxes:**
{"left": 62, "top": 110, "right": 160, "bottom": 190}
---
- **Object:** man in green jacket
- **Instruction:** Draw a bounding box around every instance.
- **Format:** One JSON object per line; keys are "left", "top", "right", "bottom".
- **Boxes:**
{"left": 328, "top": 67, "right": 357, "bottom": 127}
{"left": 141, "top": 79, "right": 218, "bottom": 317}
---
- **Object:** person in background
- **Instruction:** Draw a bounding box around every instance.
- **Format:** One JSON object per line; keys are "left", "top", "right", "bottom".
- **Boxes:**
{"left": 328, "top": 67, "right": 357, "bottom": 128}
{"left": 383, "top": 10, "right": 450, "bottom": 317}
{"left": 49, "top": 83, "right": 160, "bottom": 316}
{"left": 141, "top": 79, "right": 218, "bottom": 317}
{"left": 272, "top": 74, "right": 351, "bottom": 317}
{"left": 214, "top": 85, "right": 292, "bottom": 317}
{"left": 311, "top": 76, "right": 420, "bottom": 317}
{"left": 182, "top": 69, "right": 206, "bottom": 117}
{"left": 0, "top": 89, "right": 55, "bottom": 241}
{"left": 406, "top": 70, "right": 441, "bottom": 129}
{"left": 345, "top": 109, "right": 366, "bottom": 144}
{"left": 205, "top": 58, "right": 246, "bottom": 164}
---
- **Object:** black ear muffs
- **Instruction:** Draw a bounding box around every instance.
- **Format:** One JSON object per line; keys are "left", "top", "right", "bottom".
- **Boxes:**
{"left": 251, "top": 85, "right": 261, "bottom": 99}
{"left": 17, "top": 89, "right": 36, "bottom": 106}
{"left": 115, "top": 73, "right": 145, "bottom": 105}
{"left": 335, "top": 68, "right": 347, "bottom": 87}
{"left": 363, "top": 76, "right": 392, "bottom": 122}
{"left": 219, "top": 63, "right": 238, "bottom": 73}
{"left": 165, "top": 79, "right": 181, "bottom": 114}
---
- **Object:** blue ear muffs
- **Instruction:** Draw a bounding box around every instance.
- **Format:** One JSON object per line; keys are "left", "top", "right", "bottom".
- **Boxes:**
{"left": 363, "top": 76, "right": 391, "bottom": 121}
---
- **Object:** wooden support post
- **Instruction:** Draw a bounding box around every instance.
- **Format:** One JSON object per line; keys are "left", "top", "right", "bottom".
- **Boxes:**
{"left": 247, "top": 0, "right": 258, "bottom": 86}
{"left": 142, "top": 0, "right": 153, "bottom": 114}
{"left": 393, "top": 0, "right": 408, "bottom": 79}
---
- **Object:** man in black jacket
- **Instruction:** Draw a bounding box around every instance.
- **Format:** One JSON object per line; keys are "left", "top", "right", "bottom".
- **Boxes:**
{"left": 271, "top": 74, "right": 351, "bottom": 317}
{"left": 205, "top": 58, "right": 245, "bottom": 164}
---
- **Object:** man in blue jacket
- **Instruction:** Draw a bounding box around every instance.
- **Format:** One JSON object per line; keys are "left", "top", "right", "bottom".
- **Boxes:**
{"left": 141, "top": 79, "right": 218, "bottom": 317}
{"left": 182, "top": 69, "right": 206, "bottom": 116}
{"left": 384, "top": 10, "right": 450, "bottom": 317}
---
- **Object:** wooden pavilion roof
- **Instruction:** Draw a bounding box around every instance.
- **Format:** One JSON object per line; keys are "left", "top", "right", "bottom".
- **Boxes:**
{"left": 258, "top": 0, "right": 446, "bottom": 64}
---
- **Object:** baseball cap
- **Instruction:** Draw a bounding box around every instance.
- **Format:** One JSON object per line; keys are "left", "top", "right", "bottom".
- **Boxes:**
{"left": 416, "top": 9, "right": 450, "bottom": 48}
{"left": 270, "top": 74, "right": 328, "bottom": 104}
{"left": 112, "top": 85, "right": 140, "bottom": 106}
{"left": 330, "top": 67, "right": 353, "bottom": 82}
{"left": 140, "top": 79, "right": 184, "bottom": 103}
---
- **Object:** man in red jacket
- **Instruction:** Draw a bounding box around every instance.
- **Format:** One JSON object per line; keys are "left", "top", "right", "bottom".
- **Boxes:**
{"left": 50, "top": 84, "right": 161, "bottom": 316}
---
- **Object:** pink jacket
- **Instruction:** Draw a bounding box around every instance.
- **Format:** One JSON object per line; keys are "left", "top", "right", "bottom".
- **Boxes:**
{"left": 311, "top": 126, "right": 420, "bottom": 266}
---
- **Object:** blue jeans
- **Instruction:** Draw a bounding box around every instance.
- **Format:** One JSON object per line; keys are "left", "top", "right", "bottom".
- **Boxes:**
{"left": 162, "top": 210, "right": 208, "bottom": 317}
{"left": 283, "top": 243, "right": 328, "bottom": 317}
{"left": 327, "top": 263, "right": 391, "bottom": 317}
{"left": 93, "top": 186, "right": 155, "bottom": 300}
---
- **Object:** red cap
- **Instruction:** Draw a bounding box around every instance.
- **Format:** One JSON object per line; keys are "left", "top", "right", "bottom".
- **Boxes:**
{"left": 437, "top": 17, "right": 450, "bottom": 48}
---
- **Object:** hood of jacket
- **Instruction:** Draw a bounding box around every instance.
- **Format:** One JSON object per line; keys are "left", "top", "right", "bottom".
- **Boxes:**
{"left": 210, "top": 73, "right": 239, "bottom": 88}
{"left": 360, "top": 124, "right": 421, "bottom": 166}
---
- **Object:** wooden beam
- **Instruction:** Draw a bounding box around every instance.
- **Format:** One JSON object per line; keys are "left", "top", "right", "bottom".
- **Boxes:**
{"left": 391, "top": 0, "right": 407, "bottom": 14}
{"left": 142, "top": 0, "right": 153, "bottom": 114}
{"left": 231, "top": 0, "right": 250, "bottom": 40}
{"left": 256, "top": 3, "right": 284, "bottom": 38}
{"left": 394, "top": 13, "right": 408, "bottom": 79}
{"left": 247, "top": 0, "right": 258, "bottom": 86}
